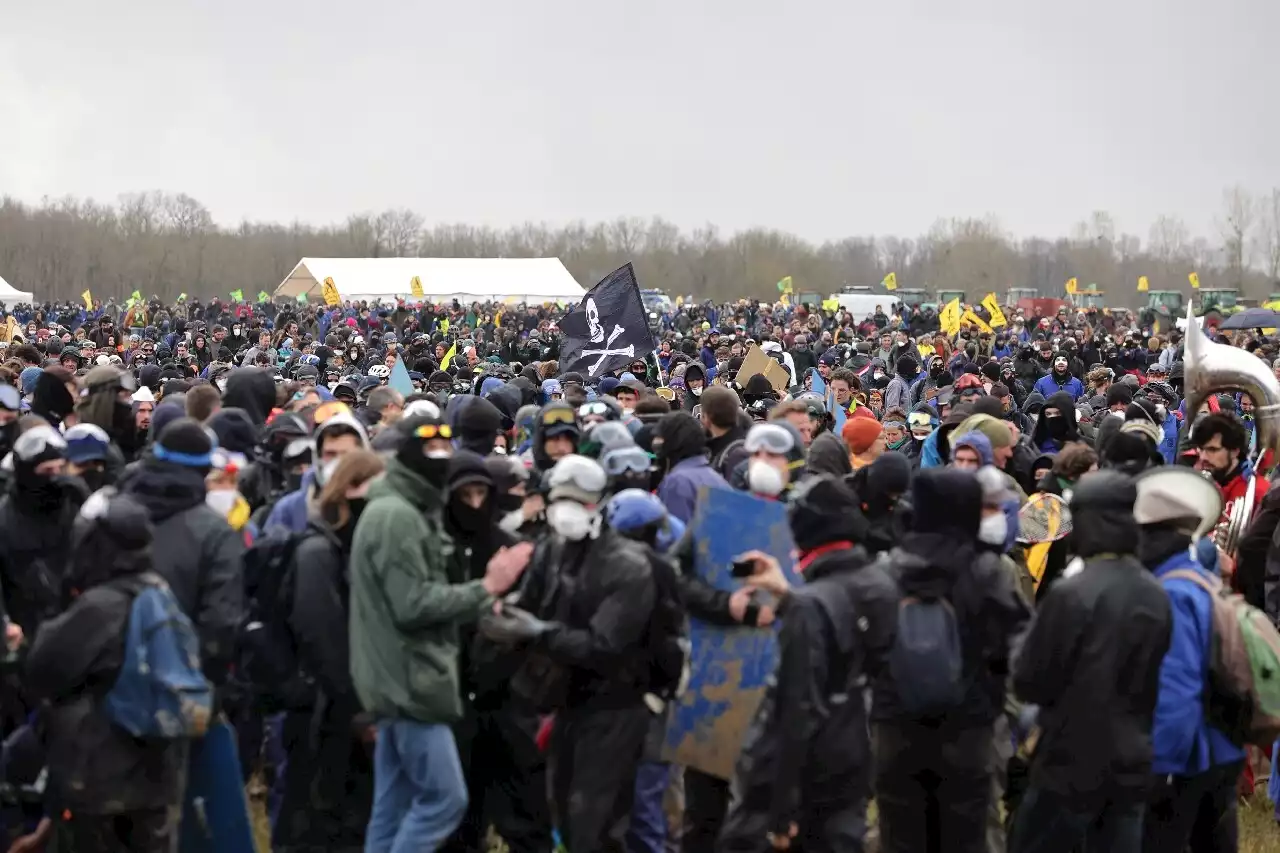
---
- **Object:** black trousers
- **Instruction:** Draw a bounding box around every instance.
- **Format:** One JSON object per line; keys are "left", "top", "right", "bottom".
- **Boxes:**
{"left": 873, "top": 722, "right": 993, "bottom": 853}
{"left": 548, "top": 704, "right": 650, "bottom": 853}
{"left": 62, "top": 809, "right": 177, "bottom": 853}
{"left": 1141, "top": 760, "right": 1243, "bottom": 853}
{"left": 443, "top": 702, "right": 550, "bottom": 853}
{"left": 682, "top": 769, "right": 730, "bottom": 853}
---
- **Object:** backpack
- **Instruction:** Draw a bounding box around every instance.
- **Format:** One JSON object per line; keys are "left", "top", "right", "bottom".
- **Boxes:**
{"left": 103, "top": 574, "right": 213, "bottom": 739}
{"left": 1164, "top": 568, "right": 1280, "bottom": 747}
{"left": 236, "top": 531, "right": 311, "bottom": 712}
{"left": 889, "top": 593, "right": 965, "bottom": 717}
{"left": 645, "top": 550, "right": 690, "bottom": 702}
{"left": 712, "top": 438, "right": 745, "bottom": 480}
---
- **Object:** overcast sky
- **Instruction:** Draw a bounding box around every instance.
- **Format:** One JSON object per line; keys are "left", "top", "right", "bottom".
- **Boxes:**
{"left": 2, "top": 1, "right": 1275, "bottom": 243}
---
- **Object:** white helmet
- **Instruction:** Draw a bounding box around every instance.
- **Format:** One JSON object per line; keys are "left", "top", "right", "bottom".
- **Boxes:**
{"left": 544, "top": 454, "right": 607, "bottom": 506}
{"left": 368, "top": 364, "right": 391, "bottom": 379}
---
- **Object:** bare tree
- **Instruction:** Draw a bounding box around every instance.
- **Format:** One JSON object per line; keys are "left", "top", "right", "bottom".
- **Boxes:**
{"left": 1219, "top": 186, "right": 1255, "bottom": 289}
{"left": 1256, "top": 188, "right": 1280, "bottom": 284}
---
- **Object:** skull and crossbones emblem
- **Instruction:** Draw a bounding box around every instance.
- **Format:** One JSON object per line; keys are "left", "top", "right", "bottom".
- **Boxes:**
{"left": 585, "top": 298, "right": 605, "bottom": 343}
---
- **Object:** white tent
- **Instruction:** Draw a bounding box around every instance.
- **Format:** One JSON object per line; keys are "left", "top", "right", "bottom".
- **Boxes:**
{"left": 273, "top": 257, "right": 586, "bottom": 304}
{"left": 0, "top": 274, "right": 33, "bottom": 304}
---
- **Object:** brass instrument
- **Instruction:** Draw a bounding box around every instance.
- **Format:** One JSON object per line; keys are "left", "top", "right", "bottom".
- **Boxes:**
{"left": 1182, "top": 306, "right": 1280, "bottom": 553}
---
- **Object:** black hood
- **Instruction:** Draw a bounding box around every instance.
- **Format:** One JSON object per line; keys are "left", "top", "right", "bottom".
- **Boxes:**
{"left": 222, "top": 367, "right": 277, "bottom": 426}
{"left": 1032, "top": 390, "right": 1079, "bottom": 448}
{"left": 1070, "top": 471, "right": 1139, "bottom": 558}
{"left": 656, "top": 411, "right": 707, "bottom": 464}
{"left": 119, "top": 457, "right": 208, "bottom": 522}
{"left": 806, "top": 431, "right": 852, "bottom": 477}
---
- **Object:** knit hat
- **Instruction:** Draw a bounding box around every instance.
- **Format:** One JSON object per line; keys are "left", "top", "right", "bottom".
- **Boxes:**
{"left": 19, "top": 367, "right": 41, "bottom": 395}
{"left": 952, "top": 431, "right": 995, "bottom": 466}
{"left": 841, "top": 417, "right": 883, "bottom": 454}
{"left": 955, "top": 413, "right": 1014, "bottom": 449}
{"left": 1105, "top": 384, "right": 1134, "bottom": 408}
{"left": 789, "top": 475, "right": 868, "bottom": 553}
{"left": 153, "top": 417, "right": 216, "bottom": 469}
{"left": 909, "top": 468, "right": 981, "bottom": 536}
{"left": 64, "top": 423, "right": 111, "bottom": 465}
{"left": 207, "top": 409, "right": 258, "bottom": 457}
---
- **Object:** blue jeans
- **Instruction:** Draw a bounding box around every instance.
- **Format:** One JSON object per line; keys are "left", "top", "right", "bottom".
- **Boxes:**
{"left": 627, "top": 761, "right": 672, "bottom": 853}
{"left": 365, "top": 720, "right": 468, "bottom": 853}
{"left": 1008, "top": 786, "right": 1144, "bottom": 853}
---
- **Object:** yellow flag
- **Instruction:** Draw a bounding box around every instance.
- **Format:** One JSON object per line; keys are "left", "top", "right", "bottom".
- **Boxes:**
{"left": 961, "top": 308, "right": 993, "bottom": 334}
{"left": 883, "top": 272, "right": 898, "bottom": 291}
{"left": 82, "top": 290, "right": 93, "bottom": 311}
{"left": 1189, "top": 271, "right": 1200, "bottom": 289}
{"left": 939, "top": 298, "right": 962, "bottom": 337}
{"left": 321, "top": 277, "right": 341, "bottom": 306}
{"left": 822, "top": 297, "right": 840, "bottom": 312}
{"left": 439, "top": 342, "right": 457, "bottom": 371}
{"left": 1137, "top": 275, "right": 1149, "bottom": 292}
{"left": 410, "top": 276, "right": 424, "bottom": 298}
{"left": 1065, "top": 277, "right": 1078, "bottom": 295}
{"left": 981, "top": 293, "right": 1007, "bottom": 327}
{"left": 1152, "top": 319, "right": 1161, "bottom": 336}
{"left": 777, "top": 276, "right": 793, "bottom": 294}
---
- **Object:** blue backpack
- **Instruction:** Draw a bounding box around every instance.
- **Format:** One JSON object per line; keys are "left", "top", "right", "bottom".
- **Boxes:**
{"left": 103, "top": 574, "right": 213, "bottom": 739}
{"left": 889, "top": 594, "right": 965, "bottom": 717}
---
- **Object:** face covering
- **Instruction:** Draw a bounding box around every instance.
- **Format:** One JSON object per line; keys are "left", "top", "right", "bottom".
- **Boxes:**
{"left": 1044, "top": 414, "right": 1068, "bottom": 440}
{"left": 888, "top": 436, "right": 910, "bottom": 451}
{"left": 690, "top": 386, "right": 703, "bottom": 397}
{"left": 747, "top": 459, "right": 785, "bottom": 497}
{"left": 978, "top": 512, "right": 1008, "bottom": 547}
{"left": 205, "top": 489, "right": 239, "bottom": 518}
{"left": 546, "top": 500, "right": 598, "bottom": 540}
{"left": 450, "top": 499, "right": 491, "bottom": 535}
{"left": 874, "top": 371, "right": 885, "bottom": 381}
{"left": 79, "top": 466, "right": 107, "bottom": 493}
{"left": 0, "top": 420, "right": 17, "bottom": 459}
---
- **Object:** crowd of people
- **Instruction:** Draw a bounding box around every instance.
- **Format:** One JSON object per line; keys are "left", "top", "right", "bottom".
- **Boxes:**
{"left": 0, "top": 289, "right": 1277, "bottom": 853}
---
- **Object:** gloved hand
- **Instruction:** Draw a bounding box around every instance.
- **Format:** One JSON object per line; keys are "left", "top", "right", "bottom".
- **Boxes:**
{"left": 479, "top": 604, "right": 554, "bottom": 645}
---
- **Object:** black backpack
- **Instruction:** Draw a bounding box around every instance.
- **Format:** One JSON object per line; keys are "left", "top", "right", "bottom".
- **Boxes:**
{"left": 645, "top": 550, "right": 690, "bottom": 701}
{"left": 236, "top": 530, "right": 311, "bottom": 712}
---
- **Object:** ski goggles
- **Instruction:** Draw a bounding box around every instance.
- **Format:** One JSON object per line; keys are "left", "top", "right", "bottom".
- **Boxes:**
{"left": 578, "top": 401, "right": 611, "bottom": 420}
{"left": 540, "top": 408, "right": 576, "bottom": 427}
{"left": 411, "top": 423, "right": 453, "bottom": 440}
{"left": 907, "top": 411, "right": 936, "bottom": 428}
{"left": 601, "top": 446, "right": 652, "bottom": 477}
{"left": 744, "top": 423, "right": 796, "bottom": 455}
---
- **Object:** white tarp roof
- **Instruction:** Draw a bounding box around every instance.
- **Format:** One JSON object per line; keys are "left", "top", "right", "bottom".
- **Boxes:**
{"left": 274, "top": 257, "right": 586, "bottom": 303}
{"left": 0, "top": 275, "right": 33, "bottom": 304}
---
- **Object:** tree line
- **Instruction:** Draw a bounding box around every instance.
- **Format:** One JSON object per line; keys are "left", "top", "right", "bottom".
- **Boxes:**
{"left": 1, "top": 187, "right": 1278, "bottom": 308}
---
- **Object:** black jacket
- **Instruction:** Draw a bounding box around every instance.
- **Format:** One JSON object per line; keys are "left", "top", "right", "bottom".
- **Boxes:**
{"left": 871, "top": 542, "right": 1031, "bottom": 729}
{"left": 27, "top": 573, "right": 185, "bottom": 814}
{"left": 0, "top": 480, "right": 87, "bottom": 636}
{"left": 1013, "top": 555, "right": 1171, "bottom": 805}
{"left": 521, "top": 528, "right": 655, "bottom": 710}
{"left": 719, "top": 545, "right": 898, "bottom": 843}
{"left": 119, "top": 458, "right": 245, "bottom": 684}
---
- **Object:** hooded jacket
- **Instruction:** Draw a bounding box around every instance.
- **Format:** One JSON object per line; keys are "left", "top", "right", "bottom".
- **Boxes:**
{"left": 1031, "top": 391, "right": 1081, "bottom": 453}
{"left": 222, "top": 367, "right": 278, "bottom": 426}
{"left": 349, "top": 457, "right": 488, "bottom": 724}
{"left": 1013, "top": 474, "right": 1172, "bottom": 805}
{"left": 118, "top": 458, "right": 245, "bottom": 684}
{"left": 655, "top": 411, "right": 729, "bottom": 524}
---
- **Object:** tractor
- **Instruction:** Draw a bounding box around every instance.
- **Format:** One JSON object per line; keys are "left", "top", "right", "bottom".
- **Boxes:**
{"left": 1197, "top": 288, "right": 1240, "bottom": 326}
{"left": 1139, "top": 290, "right": 1185, "bottom": 330}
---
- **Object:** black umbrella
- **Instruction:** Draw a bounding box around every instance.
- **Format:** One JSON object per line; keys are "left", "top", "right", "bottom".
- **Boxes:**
{"left": 1217, "top": 308, "right": 1280, "bottom": 330}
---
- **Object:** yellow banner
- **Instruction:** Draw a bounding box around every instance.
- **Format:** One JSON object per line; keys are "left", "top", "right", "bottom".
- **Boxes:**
{"left": 1065, "top": 277, "right": 1078, "bottom": 295}
{"left": 1137, "top": 275, "right": 1149, "bottom": 292}
{"left": 410, "top": 276, "right": 424, "bottom": 298}
{"left": 939, "top": 297, "right": 962, "bottom": 337}
{"left": 961, "top": 308, "right": 993, "bottom": 334}
{"left": 822, "top": 297, "right": 840, "bottom": 311}
{"left": 883, "top": 272, "right": 898, "bottom": 291}
{"left": 981, "top": 293, "right": 1007, "bottom": 327}
{"left": 322, "top": 277, "right": 342, "bottom": 306}
{"left": 1189, "top": 271, "right": 1200, "bottom": 289}
{"left": 440, "top": 342, "right": 457, "bottom": 371}
{"left": 82, "top": 289, "right": 93, "bottom": 311}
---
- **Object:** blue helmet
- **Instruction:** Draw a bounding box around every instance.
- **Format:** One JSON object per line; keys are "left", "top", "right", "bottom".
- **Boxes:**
{"left": 605, "top": 488, "right": 685, "bottom": 552}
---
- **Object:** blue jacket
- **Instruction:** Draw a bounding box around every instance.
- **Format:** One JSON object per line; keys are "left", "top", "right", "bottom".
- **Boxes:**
{"left": 1151, "top": 550, "right": 1246, "bottom": 776}
{"left": 263, "top": 469, "right": 316, "bottom": 534}
{"left": 657, "top": 456, "right": 729, "bottom": 524}
{"left": 1160, "top": 413, "right": 1180, "bottom": 465}
{"left": 1032, "top": 373, "right": 1084, "bottom": 402}
{"left": 919, "top": 430, "right": 944, "bottom": 469}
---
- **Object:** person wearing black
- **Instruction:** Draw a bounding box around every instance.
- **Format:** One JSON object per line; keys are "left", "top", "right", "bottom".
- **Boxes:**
{"left": 1009, "top": 471, "right": 1172, "bottom": 853}
{"left": 871, "top": 469, "right": 1031, "bottom": 853}
{"left": 118, "top": 417, "right": 245, "bottom": 686}
{"left": 441, "top": 452, "right": 549, "bottom": 853}
{"left": 25, "top": 491, "right": 186, "bottom": 853}
{"left": 719, "top": 476, "right": 898, "bottom": 852}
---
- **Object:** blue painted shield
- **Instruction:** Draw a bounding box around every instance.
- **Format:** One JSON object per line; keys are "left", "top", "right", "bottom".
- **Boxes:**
{"left": 661, "top": 486, "right": 799, "bottom": 779}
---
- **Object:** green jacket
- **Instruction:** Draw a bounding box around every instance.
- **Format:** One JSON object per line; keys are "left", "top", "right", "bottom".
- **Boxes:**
{"left": 348, "top": 458, "right": 491, "bottom": 724}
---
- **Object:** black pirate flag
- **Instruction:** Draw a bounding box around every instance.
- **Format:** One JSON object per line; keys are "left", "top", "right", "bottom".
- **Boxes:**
{"left": 559, "top": 263, "right": 658, "bottom": 378}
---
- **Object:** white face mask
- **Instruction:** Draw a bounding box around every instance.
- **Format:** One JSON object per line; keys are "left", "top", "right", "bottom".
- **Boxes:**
{"left": 874, "top": 372, "right": 885, "bottom": 381}
{"left": 546, "top": 500, "right": 599, "bottom": 540}
{"left": 978, "top": 513, "right": 1008, "bottom": 546}
{"left": 690, "top": 386, "right": 703, "bottom": 397}
{"left": 205, "top": 489, "right": 239, "bottom": 518}
{"left": 747, "top": 459, "right": 785, "bottom": 497}
{"left": 425, "top": 449, "right": 451, "bottom": 460}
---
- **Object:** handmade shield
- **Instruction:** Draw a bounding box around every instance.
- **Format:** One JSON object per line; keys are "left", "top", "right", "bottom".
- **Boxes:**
{"left": 662, "top": 487, "right": 799, "bottom": 779}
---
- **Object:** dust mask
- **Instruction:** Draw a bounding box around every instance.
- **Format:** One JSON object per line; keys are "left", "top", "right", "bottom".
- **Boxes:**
{"left": 547, "top": 500, "right": 599, "bottom": 540}
{"left": 978, "top": 513, "right": 1008, "bottom": 546}
{"left": 747, "top": 459, "right": 785, "bottom": 497}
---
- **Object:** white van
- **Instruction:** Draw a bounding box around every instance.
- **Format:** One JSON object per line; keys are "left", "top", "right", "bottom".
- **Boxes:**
{"left": 833, "top": 291, "right": 899, "bottom": 321}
